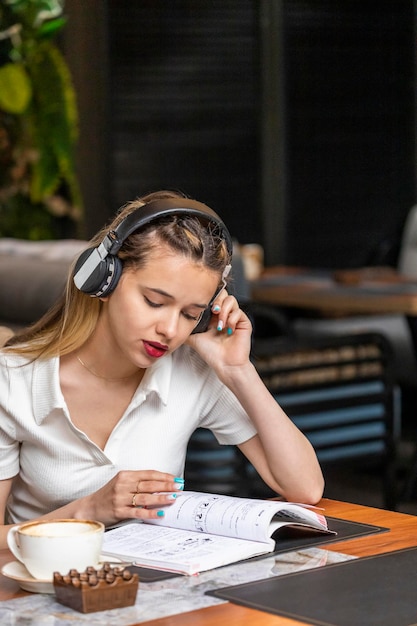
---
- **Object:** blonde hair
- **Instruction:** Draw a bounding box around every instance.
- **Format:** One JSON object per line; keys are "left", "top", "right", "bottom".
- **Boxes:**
{"left": 5, "top": 190, "right": 231, "bottom": 359}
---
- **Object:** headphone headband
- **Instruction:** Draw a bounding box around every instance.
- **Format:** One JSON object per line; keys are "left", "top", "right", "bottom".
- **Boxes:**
{"left": 107, "top": 197, "right": 233, "bottom": 257}
{"left": 73, "top": 197, "right": 233, "bottom": 313}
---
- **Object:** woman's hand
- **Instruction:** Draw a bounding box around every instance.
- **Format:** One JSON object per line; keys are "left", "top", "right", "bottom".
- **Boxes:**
{"left": 0, "top": 471, "right": 185, "bottom": 548}
{"left": 186, "top": 291, "right": 253, "bottom": 377}
{"left": 75, "top": 470, "right": 184, "bottom": 526}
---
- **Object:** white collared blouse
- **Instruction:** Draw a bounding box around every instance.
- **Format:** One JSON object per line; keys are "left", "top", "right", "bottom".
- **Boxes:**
{"left": 0, "top": 345, "right": 256, "bottom": 523}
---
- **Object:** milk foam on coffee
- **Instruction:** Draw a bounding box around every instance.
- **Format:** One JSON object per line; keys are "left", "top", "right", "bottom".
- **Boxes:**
{"left": 21, "top": 521, "right": 98, "bottom": 537}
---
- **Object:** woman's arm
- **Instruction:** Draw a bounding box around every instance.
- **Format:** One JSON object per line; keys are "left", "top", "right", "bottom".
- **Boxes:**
{"left": 188, "top": 294, "right": 325, "bottom": 505}
{"left": 229, "top": 362, "right": 324, "bottom": 504}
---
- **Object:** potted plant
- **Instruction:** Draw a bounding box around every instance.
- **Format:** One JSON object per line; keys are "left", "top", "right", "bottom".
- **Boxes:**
{"left": 0, "top": 0, "right": 83, "bottom": 239}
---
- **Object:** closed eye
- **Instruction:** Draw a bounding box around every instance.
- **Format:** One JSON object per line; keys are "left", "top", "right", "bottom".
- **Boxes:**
{"left": 144, "top": 296, "right": 161, "bottom": 308}
{"left": 145, "top": 296, "right": 203, "bottom": 322}
{"left": 183, "top": 311, "right": 203, "bottom": 322}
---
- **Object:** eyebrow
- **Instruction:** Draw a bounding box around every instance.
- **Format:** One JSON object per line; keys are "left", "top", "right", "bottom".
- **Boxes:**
{"left": 147, "top": 287, "right": 208, "bottom": 310}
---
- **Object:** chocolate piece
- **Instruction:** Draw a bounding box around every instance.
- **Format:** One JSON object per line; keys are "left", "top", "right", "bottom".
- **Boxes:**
{"left": 53, "top": 563, "right": 139, "bottom": 613}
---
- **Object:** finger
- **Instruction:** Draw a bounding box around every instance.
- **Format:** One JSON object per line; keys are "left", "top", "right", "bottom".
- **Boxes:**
{"left": 214, "top": 299, "right": 242, "bottom": 333}
{"left": 223, "top": 307, "right": 246, "bottom": 332}
{"left": 131, "top": 470, "right": 176, "bottom": 485}
{"left": 131, "top": 492, "right": 140, "bottom": 508}
{"left": 213, "top": 295, "right": 238, "bottom": 316}
{"left": 131, "top": 492, "right": 179, "bottom": 509}
{"left": 133, "top": 476, "right": 185, "bottom": 494}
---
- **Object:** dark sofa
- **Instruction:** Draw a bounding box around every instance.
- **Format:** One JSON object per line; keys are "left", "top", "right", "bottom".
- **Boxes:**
{"left": 0, "top": 239, "right": 87, "bottom": 331}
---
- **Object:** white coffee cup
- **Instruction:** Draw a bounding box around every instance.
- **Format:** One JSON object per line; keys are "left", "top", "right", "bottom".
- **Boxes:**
{"left": 7, "top": 519, "right": 104, "bottom": 580}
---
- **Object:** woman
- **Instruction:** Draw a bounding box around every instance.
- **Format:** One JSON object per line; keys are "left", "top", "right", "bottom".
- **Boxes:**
{"left": 0, "top": 190, "right": 324, "bottom": 550}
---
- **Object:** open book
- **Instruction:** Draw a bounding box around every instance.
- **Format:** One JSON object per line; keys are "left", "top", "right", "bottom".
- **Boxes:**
{"left": 102, "top": 491, "right": 334, "bottom": 575}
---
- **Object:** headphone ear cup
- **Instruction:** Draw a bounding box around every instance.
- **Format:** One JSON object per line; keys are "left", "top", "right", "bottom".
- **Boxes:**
{"left": 192, "top": 278, "right": 229, "bottom": 334}
{"left": 191, "top": 307, "right": 212, "bottom": 334}
{"left": 73, "top": 248, "right": 123, "bottom": 296}
{"left": 102, "top": 255, "right": 123, "bottom": 296}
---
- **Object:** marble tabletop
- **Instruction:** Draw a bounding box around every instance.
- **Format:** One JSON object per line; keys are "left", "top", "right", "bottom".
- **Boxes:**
{"left": 0, "top": 547, "right": 354, "bottom": 625}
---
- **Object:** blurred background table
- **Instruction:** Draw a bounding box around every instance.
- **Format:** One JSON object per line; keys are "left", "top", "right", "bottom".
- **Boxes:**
{"left": 251, "top": 266, "right": 417, "bottom": 317}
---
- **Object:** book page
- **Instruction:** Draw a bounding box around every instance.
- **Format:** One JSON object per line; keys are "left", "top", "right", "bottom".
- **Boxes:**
{"left": 147, "top": 491, "right": 328, "bottom": 543}
{"left": 270, "top": 506, "right": 330, "bottom": 535}
{"left": 102, "top": 522, "right": 274, "bottom": 575}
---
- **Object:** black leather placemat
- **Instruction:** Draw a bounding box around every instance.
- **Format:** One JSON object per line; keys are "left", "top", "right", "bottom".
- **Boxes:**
{"left": 207, "top": 545, "right": 417, "bottom": 626}
{"left": 126, "top": 564, "right": 180, "bottom": 582}
{"left": 272, "top": 515, "right": 388, "bottom": 554}
{"left": 129, "top": 516, "right": 388, "bottom": 582}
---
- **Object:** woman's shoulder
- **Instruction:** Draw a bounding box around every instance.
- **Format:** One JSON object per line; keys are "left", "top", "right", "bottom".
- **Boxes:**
{"left": 0, "top": 352, "right": 33, "bottom": 393}
{"left": 172, "top": 344, "right": 208, "bottom": 369}
{"left": 0, "top": 352, "right": 58, "bottom": 378}
{"left": 171, "top": 345, "right": 220, "bottom": 384}
{"left": 0, "top": 351, "right": 31, "bottom": 367}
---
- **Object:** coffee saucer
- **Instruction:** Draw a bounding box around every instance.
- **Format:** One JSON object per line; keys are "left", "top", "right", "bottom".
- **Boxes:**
{"left": 1, "top": 561, "right": 54, "bottom": 593}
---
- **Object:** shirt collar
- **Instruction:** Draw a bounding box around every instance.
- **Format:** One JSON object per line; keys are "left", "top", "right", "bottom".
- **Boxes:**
{"left": 131, "top": 353, "right": 173, "bottom": 407}
{"left": 33, "top": 357, "right": 66, "bottom": 425}
{"left": 33, "top": 353, "right": 174, "bottom": 424}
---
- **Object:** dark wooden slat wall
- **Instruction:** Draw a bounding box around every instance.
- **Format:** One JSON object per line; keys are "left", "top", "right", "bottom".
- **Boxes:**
{"left": 107, "top": 0, "right": 262, "bottom": 245}
{"left": 282, "top": 0, "right": 416, "bottom": 268}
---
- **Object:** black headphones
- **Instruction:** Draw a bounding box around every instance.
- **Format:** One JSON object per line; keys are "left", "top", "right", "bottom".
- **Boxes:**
{"left": 73, "top": 197, "right": 233, "bottom": 333}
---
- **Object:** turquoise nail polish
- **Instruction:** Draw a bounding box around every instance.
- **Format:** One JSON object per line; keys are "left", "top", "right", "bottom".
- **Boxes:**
{"left": 217, "top": 321, "right": 224, "bottom": 331}
{"left": 227, "top": 327, "right": 233, "bottom": 335}
{"left": 174, "top": 477, "right": 184, "bottom": 483}
{"left": 169, "top": 493, "right": 178, "bottom": 499}
{"left": 213, "top": 305, "right": 221, "bottom": 312}
{"left": 157, "top": 510, "right": 165, "bottom": 517}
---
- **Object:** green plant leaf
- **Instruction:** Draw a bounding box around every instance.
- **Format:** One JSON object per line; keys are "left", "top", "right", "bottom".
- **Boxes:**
{"left": 37, "top": 16, "right": 67, "bottom": 37}
{"left": 27, "top": 41, "right": 80, "bottom": 205}
{"left": 4, "top": 0, "right": 64, "bottom": 32}
{"left": 29, "top": 131, "right": 61, "bottom": 201}
{"left": 0, "top": 192, "right": 57, "bottom": 239}
{"left": 0, "top": 63, "right": 32, "bottom": 114}
{"left": 0, "top": 1, "right": 84, "bottom": 237}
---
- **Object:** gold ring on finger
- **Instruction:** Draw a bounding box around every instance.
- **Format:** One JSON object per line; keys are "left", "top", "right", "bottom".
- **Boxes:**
{"left": 131, "top": 492, "right": 140, "bottom": 507}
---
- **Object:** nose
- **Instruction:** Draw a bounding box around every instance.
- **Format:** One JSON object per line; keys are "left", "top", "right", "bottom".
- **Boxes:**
{"left": 156, "top": 309, "right": 180, "bottom": 339}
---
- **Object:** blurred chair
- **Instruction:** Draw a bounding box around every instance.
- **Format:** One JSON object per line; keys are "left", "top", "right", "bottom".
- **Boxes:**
{"left": 249, "top": 332, "right": 400, "bottom": 510}
{"left": 184, "top": 428, "right": 249, "bottom": 496}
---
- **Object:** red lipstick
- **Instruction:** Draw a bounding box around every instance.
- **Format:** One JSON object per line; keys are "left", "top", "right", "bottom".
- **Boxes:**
{"left": 143, "top": 341, "right": 168, "bottom": 358}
